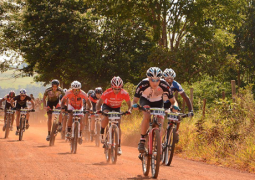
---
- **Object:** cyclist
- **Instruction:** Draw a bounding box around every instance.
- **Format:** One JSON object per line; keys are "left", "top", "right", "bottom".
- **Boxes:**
{"left": 10, "top": 89, "right": 35, "bottom": 135}
{"left": 162, "top": 68, "right": 194, "bottom": 142}
{"left": 0, "top": 91, "right": 16, "bottom": 131}
{"left": 61, "top": 80, "right": 92, "bottom": 144}
{"left": 43, "top": 79, "right": 65, "bottom": 141}
{"left": 89, "top": 87, "right": 103, "bottom": 141}
{"left": 83, "top": 89, "right": 95, "bottom": 129}
{"left": 96, "top": 76, "right": 132, "bottom": 155}
{"left": 132, "top": 67, "right": 175, "bottom": 153}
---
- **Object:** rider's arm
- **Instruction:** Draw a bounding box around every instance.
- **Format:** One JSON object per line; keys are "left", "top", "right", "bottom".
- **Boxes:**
{"left": 10, "top": 98, "right": 15, "bottom": 108}
{"left": 85, "top": 98, "right": 92, "bottom": 110}
{"left": 96, "top": 98, "right": 103, "bottom": 111}
{"left": 61, "top": 98, "right": 66, "bottom": 108}
{"left": 180, "top": 92, "right": 193, "bottom": 112}
{"left": 132, "top": 97, "right": 139, "bottom": 105}
{"left": 0, "top": 98, "right": 4, "bottom": 106}
{"left": 43, "top": 95, "right": 47, "bottom": 108}
{"left": 126, "top": 100, "right": 132, "bottom": 111}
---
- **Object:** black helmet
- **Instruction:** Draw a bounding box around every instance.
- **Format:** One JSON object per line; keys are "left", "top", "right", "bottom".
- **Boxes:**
{"left": 95, "top": 87, "right": 103, "bottom": 94}
{"left": 52, "top": 79, "right": 60, "bottom": 86}
{"left": 87, "top": 90, "right": 95, "bottom": 97}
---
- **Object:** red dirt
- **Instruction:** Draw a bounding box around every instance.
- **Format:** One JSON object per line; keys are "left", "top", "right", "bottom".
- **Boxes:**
{"left": 0, "top": 120, "right": 255, "bottom": 180}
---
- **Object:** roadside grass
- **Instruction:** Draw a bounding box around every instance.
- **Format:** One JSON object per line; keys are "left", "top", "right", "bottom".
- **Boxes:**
{"left": 121, "top": 86, "right": 255, "bottom": 173}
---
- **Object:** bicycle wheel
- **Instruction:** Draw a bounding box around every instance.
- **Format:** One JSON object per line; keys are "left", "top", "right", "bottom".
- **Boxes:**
{"left": 61, "top": 116, "right": 66, "bottom": 140}
{"left": 161, "top": 131, "right": 167, "bottom": 164}
{"left": 49, "top": 122, "right": 57, "bottom": 146}
{"left": 142, "top": 134, "right": 150, "bottom": 176}
{"left": 111, "top": 127, "right": 118, "bottom": 164}
{"left": 72, "top": 123, "right": 78, "bottom": 154}
{"left": 151, "top": 129, "right": 161, "bottom": 178}
{"left": 19, "top": 118, "right": 24, "bottom": 141}
{"left": 4, "top": 115, "right": 10, "bottom": 138}
{"left": 105, "top": 132, "right": 111, "bottom": 163}
{"left": 95, "top": 121, "right": 100, "bottom": 147}
{"left": 165, "top": 125, "right": 176, "bottom": 166}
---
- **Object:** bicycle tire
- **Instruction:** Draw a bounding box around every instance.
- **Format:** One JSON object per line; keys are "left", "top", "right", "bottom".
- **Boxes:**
{"left": 111, "top": 127, "right": 118, "bottom": 164}
{"left": 4, "top": 115, "right": 10, "bottom": 138}
{"left": 142, "top": 134, "right": 150, "bottom": 176}
{"left": 73, "top": 122, "right": 78, "bottom": 154}
{"left": 19, "top": 118, "right": 24, "bottom": 141}
{"left": 161, "top": 132, "right": 167, "bottom": 164}
{"left": 151, "top": 129, "right": 161, "bottom": 178}
{"left": 105, "top": 132, "right": 111, "bottom": 163}
{"left": 49, "top": 122, "right": 57, "bottom": 146}
{"left": 61, "top": 116, "right": 67, "bottom": 140}
{"left": 95, "top": 121, "right": 100, "bottom": 147}
{"left": 165, "top": 126, "right": 176, "bottom": 166}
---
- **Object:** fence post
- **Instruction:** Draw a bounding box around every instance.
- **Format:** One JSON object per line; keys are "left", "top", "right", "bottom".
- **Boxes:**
{"left": 222, "top": 91, "right": 225, "bottom": 100}
{"left": 231, "top": 80, "right": 236, "bottom": 102}
{"left": 202, "top": 99, "right": 206, "bottom": 118}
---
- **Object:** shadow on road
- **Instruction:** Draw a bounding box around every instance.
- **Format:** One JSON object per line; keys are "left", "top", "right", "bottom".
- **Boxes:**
{"left": 58, "top": 152, "right": 71, "bottom": 155}
{"left": 37, "top": 145, "right": 49, "bottom": 148}
{"left": 126, "top": 175, "right": 155, "bottom": 180}
{"left": 7, "top": 140, "right": 19, "bottom": 142}
{"left": 92, "top": 161, "right": 111, "bottom": 166}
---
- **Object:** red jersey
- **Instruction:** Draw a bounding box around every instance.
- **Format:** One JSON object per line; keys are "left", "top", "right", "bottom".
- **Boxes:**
{"left": 101, "top": 88, "right": 130, "bottom": 108}
{"left": 62, "top": 89, "right": 88, "bottom": 109}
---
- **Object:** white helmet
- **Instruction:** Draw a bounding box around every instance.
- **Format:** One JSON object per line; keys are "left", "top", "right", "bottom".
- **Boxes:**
{"left": 146, "top": 67, "right": 162, "bottom": 78}
{"left": 163, "top": 68, "right": 176, "bottom": 79}
{"left": 71, "top": 81, "right": 81, "bottom": 89}
{"left": 111, "top": 76, "right": 123, "bottom": 88}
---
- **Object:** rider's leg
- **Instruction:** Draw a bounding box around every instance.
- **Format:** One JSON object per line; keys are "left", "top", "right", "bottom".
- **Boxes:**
{"left": 90, "top": 116, "right": 95, "bottom": 133}
{"left": 47, "top": 113, "right": 52, "bottom": 135}
{"left": 15, "top": 110, "right": 20, "bottom": 135}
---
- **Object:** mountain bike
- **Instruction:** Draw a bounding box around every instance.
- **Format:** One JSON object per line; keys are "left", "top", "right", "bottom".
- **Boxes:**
{"left": 83, "top": 113, "right": 90, "bottom": 142}
{"left": 161, "top": 112, "right": 188, "bottom": 166}
{"left": 49, "top": 108, "right": 61, "bottom": 146}
{"left": 61, "top": 111, "right": 68, "bottom": 140}
{"left": 101, "top": 111, "right": 127, "bottom": 164}
{"left": 0, "top": 108, "right": 15, "bottom": 138}
{"left": 18, "top": 108, "right": 35, "bottom": 141}
{"left": 66, "top": 110, "right": 86, "bottom": 154}
{"left": 94, "top": 113, "right": 101, "bottom": 147}
{"left": 138, "top": 106, "right": 165, "bottom": 178}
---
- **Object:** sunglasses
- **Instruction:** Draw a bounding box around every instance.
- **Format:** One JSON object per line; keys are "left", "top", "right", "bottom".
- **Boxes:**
{"left": 150, "top": 78, "right": 160, "bottom": 82}
{"left": 73, "top": 89, "right": 80, "bottom": 92}
{"left": 113, "top": 88, "right": 121, "bottom": 90}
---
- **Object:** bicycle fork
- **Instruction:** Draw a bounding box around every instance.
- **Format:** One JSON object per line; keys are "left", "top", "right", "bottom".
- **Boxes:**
{"left": 71, "top": 118, "right": 81, "bottom": 139}
{"left": 107, "top": 124, "right": 119, "bottom": 148}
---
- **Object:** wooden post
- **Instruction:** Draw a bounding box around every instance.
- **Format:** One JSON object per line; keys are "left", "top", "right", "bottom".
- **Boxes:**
{"left": 190, "top": 88, "right": 194, "bottom": 108}
{"left": 202, "top": 99, "right": 206, "bottom": 118}
{"left": 222, "top": 91, "right": 225, "bottom": 100}
{"left": 231, "top": 80, "right": 236, "bottom": 101}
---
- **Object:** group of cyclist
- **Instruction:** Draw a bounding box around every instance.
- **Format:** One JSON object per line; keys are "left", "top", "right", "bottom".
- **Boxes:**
{"left": 0, "top": 66, "right": 193, "bottom": 156}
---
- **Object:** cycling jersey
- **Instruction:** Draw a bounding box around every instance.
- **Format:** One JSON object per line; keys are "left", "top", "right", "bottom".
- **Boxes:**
{"left": 13, "top": 95, "right": 32, "bottom": 109}
{"left": 134, "top": 78, "right": 173, "bottom": 102}
{"left": 101, "top": 88, "right": 130, "bottom": 108}
{"left": 44, "top": 87, "right": 64, "bottom": 102}
{"left": 89, "top": 93, "right": 99, "bottom": 104}
{"left": 2, "top": 95, "right": 13, "bottom": 109}
{"left": 62, "top": 89, "right": 88, "bottom": 109}
{"left": 170, "top": 80, "right": 184, "bottom": 93}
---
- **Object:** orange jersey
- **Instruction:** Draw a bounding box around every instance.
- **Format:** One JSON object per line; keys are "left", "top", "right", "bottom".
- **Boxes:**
{"left": 101, "top": 88, "right": 130, "bottom": 108}
{"left": 62, "top": 89, "right": 88, "bottom": 109}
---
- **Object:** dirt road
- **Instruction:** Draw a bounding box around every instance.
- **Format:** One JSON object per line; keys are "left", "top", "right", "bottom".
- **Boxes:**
{"left": 0, "top": 122, "right": 255, "bottom": 180}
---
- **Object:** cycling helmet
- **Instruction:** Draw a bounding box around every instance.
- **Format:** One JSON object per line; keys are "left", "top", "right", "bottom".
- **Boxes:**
{"left": 163, "top": 68, "right": 176, "bottom": 79}
{"left": 52, "top": 79, "right": 60, "bottom": 86}
{"left": 63, "top": 88, "right": 67, "bottom": 93}
{"left": 111, "top": 76, "right": 123, "bottom": 88}
{"left": 9, "top": 90, "right": 15, "bottom": 97}
{"left": 95, "top": 87, "right": 103, "bottom": 94}
{"left": 71, "top": 80, "right": 81, "bottom": 89}
{"left": 20, "top": 89, "right": 27, "bottom": 95}
{"left": 87, "top": 89, "right": 95, "bottom": 97}
{"left": 146, "top": 67, "right": 162, "bottom": 78}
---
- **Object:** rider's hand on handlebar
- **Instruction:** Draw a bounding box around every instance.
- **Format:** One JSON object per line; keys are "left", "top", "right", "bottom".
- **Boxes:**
{"left": 96, "top": 110, "right": 102, "bottom": 114}
{"left": 126, "top": 109, "right": 132, "bottom": 115}
{"left": 132, "top": 104, "right": 139, "bottom": 110}
{"left": 188, "top": 110, "right": 194, "bottom": 117}
{"left": 31, "top": 109, "right": 35, "bottom": 112}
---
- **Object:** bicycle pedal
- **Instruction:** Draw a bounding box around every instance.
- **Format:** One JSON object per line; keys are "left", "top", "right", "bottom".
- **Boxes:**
{"left": 138, "top": 153, "right": 143, "bottom": 161}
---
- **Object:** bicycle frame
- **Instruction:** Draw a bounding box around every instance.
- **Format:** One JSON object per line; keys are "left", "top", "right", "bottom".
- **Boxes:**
{"left": 147, "top": 108, "right": 165, "bottom": 155}
{"left": 71, "top": 110, "right": 83, "bottom": 139}
{"left": 106, "top": 112, "right": 120, "bottom": 148}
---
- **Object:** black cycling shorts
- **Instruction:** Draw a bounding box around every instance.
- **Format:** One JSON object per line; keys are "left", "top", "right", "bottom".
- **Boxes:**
{"left": 140, "top": 96, "right": 163, "bottom": 108}
{"left": 5, "top": 103, "right": 12, "bottom": 110}
{"left": 164, "top": 101, "right": 171, "bottom": 109}
{"left": 47, "top": 100, "right": 60, "bottom": 114}
{"left": 102, "top": 104, "right": 120, "bottom": 112}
